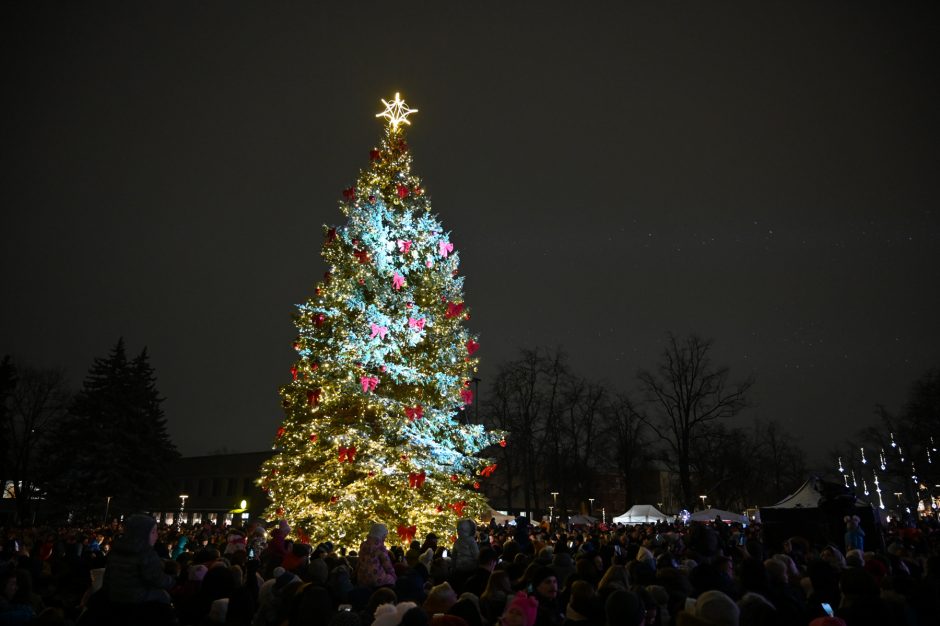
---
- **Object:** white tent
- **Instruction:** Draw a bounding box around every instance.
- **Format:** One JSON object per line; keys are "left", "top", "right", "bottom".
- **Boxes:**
{"left": 568, "top": 514, "right": 598, "bottom": 526}
{"left": 690, "top": 507, "right": 748, "bottom": 524}
{"left": 612, "top": 504, "right": 669, "bottom": 525}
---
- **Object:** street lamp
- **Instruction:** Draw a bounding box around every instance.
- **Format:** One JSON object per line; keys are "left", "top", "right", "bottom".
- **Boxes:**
{"left": 548, "top": 506, "right": 554, "bottom": 523}
{"left": 699, "top": 494, "right": 708, "bottom": 509}
{"left": 179, "top": 494, "right": 189, "bottom": 527}
{"left": 588, "top": 498, "right": 595, "bottom": 515}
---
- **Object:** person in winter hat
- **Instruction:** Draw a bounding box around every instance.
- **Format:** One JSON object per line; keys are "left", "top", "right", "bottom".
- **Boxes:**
{"left": 103, "top": 514, "right": 175, "bottom": 605}
{"left": 452, "top": 519, "right": 480, "bottom": 577}
{"left": 357, "top": 524, "right": 397, "bottom": 588}
{"left": 843, "top": 515, "right": 864, "bottom": 552}
{"left": 372, "top": 601, "right": 418, "bottom": 626}
{"left": 501, "top": 591, "right": 538, "bottom": 626}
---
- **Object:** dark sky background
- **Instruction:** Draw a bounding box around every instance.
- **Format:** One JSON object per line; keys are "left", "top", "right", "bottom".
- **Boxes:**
{"left": 2, "top": 2, "right": 938, "bottom": 470}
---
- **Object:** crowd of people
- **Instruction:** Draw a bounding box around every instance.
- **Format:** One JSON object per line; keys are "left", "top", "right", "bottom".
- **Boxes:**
{"left": 1, "top": 510, "right": 938, "bottom": 626}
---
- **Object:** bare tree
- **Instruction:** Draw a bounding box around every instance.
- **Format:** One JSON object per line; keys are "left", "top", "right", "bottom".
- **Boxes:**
{"left": 637, "top": 334, "right": 753, "bottom": 510}
{"left": 602, "top": 393, "right": 649, "bottom": 510}
{"left": 1, "top": 360, "right": 71, "bottom": 522}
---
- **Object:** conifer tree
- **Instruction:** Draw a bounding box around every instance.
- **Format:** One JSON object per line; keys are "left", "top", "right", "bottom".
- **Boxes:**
{"left": 44, "top": 339, "right": 177, "bottom": 520}
{"left": 261, "top": 94, "right": 503, "bottom": 546}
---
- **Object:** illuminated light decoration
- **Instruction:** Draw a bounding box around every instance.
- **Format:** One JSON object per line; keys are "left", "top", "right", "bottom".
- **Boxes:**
{"left": 890, "top": 432, "right": 897, "bottom": 447}
{"left": 851, "top": 470, "right": 857, "bottom": 487}
{"left": 375, "top": 92, "right": 418, "bottom": 132}
{"left": 843, "top": 474, "right": 849, "bottom": 488}
{"left": 874, "top": 471, "right": 885, "bottom": 509}
{"left": 880, "top": 448, "right": 887, "bottom": 471}
{"left": 899, "top": 446, "right": 905, "bottom": 462}
{"left": 860, "top": 447, "right": 867, "bottom": 464}
{"left": 863, "top": 479, "right": 869, "bottom": 496}
{"left": 261, "top": 93, "right": 503, "bottom": 547}
{"left": 837, "top": 456, "right": 844, "bottom": 473}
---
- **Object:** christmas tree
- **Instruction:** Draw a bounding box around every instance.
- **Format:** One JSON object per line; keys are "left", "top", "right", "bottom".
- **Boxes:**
{"left": 261, "top": 94, "right": 504, "bottom": 547}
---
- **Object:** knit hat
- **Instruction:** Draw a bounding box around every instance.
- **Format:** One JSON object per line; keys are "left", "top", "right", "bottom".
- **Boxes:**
{"left": 527, "top": 565, "right": 557, "bottom": 588}
{"left": 423, "top": 582, "right": 458, "bottom": 614}
{"left": 693, "top": 590, "right": 739, "bottom": 626}
{"left": 372, "top": 601, "right": 418, "bottom": 626}
{"left": 503, "top": 592, "right": 538, "bottom": 626}
{"left": 369, "top": 524, "right": 389, "bottom": 541}
{"left": 604, "top": 590, "right": 643, "bottom": 626}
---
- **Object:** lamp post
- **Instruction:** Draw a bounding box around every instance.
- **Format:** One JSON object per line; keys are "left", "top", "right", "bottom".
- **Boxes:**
{"left": 588, "top": 498, "right": 595, "bottom": 515}
{"left": 104, "top": 496, "right": 112, "bottom": 524}
{"left": 699, "top": 494, "right": 707, "bottom": 510}
{"left": 179, "top": 494, "right": 189, "bottom": 527}
{"left": 551, "top": 491, "right": 559, "bottom": 524}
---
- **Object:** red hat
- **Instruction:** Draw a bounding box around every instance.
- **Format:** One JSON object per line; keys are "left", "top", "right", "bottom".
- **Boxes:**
{"left": 504, "top": 592, "right": 538, "bottom": 626}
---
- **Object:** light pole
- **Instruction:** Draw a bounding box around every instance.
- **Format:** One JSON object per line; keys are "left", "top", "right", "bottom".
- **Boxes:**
{"left": 588, "top": 498, "right": 595, "bottom": 515}
{"left": 179, "top": 494, "right": 189, "bottom": 527}
{"left": 699, "top": 494, "right": 707, "bottom": 510}
{"left": 104, "top": 496, "right": 112, "bottom": 524}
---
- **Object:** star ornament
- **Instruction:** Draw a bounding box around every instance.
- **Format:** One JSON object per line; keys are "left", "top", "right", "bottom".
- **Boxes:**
{"left": 376, "top": 92, "right": 418, "bottom": 132}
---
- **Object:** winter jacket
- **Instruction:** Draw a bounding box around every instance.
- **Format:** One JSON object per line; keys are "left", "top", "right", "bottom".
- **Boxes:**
{"left": 356, "top": 536, "right": 397, "bottom": 587}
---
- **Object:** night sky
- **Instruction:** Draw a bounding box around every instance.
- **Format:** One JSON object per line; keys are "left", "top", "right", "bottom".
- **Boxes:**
{"left": 2, "top": 2, "right": 938, "bottom": 469}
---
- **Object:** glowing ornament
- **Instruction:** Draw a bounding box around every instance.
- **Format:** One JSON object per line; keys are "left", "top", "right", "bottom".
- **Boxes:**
{"left": 375, "top": 92, "right": 418, "bottom": 132}
{"left": 499, "top": 439, "right": 507, "bottom": 448}
{"left": 392, "top": 273, "right": 405, "bottom": 290}
{"left": 309, "top": 434, "right": 318, "bottom": 442}
{"left": 473, "top": 482, "right": 480, "bottom": 490}
{"left": 315, "top": 313, "right": 326, "bottom": 326}
{"left": 466, "top": 339, "right": 479, "bottom": 355}
{"left": 438, "top": 241, "right": 454, "bottom": 258}
{"left": 450, "top": 474, "right": 459, "bottom": 482}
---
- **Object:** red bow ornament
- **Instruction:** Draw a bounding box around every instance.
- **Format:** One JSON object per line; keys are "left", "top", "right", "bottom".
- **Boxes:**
{"left": 408, "top": 472, "right": 427, "bottom": 489}
{"left": 460, "top": 388, "right": 474, "bottom": 405}
{"left": 307, "top": 389, "right": 321, "bottom": 406}
{"left": 338, "top": 446, "right": 357, "bottom": 463}
{"left": 445, "top": 302, "right": 465, "bottom": 318}
{"left": 405, "top": 405, "right": 424, "bottom": 421}
{"left": 451, "top": 501, "right": 467, "bottom": 516}
{"left": 466, "top": 339, "right": 479, "bottom": 355}
{"left": 396, "top": 524, "right": 417, "bottom": 544}
{"left": 353, "top": 250, "right": 370, "bottom": 264}
{"left": 342, "top": 187, "right": 356, "bottom": 201}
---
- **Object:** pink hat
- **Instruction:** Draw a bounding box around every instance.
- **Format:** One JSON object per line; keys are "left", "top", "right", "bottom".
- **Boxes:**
{"left": 504, "top": 591, "right": 538, "bottom": 626}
